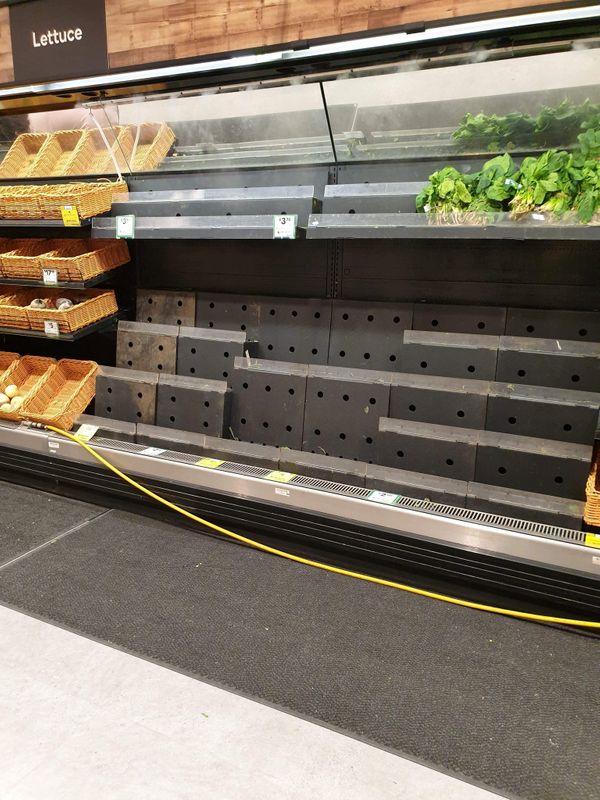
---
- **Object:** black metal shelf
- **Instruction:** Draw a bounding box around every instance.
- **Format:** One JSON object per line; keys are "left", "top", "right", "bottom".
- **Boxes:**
{"left": 0, "top": 219, "right": 91, "bottom": 228}
{"left": 307, "top": 213, "right": 600, "bottom": 240}
{"left": 0, "top": 312, "right": 122, "bottom": 341}
{"left": 93, "top": 215, "right": 306, "bottom": 239}
{"left": 0, "top": 265, "right": 126, "bottom": 290}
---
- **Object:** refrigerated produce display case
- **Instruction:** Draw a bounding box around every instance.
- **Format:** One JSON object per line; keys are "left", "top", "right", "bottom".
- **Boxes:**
{"left": 0, "top": 10, "right": 599, "bottom": 615}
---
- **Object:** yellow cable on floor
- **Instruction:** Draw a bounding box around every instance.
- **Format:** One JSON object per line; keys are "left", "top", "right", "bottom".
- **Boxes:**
{"left": 47, "top": 425, "right": 600, "bottom": 629}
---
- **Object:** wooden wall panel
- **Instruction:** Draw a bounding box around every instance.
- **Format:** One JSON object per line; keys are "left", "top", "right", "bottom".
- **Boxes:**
{"left": 0, "top": 7, "right": 14, "bottom": 85}
{"left": 105, "top": 0, "right": 570, "bottom": 70}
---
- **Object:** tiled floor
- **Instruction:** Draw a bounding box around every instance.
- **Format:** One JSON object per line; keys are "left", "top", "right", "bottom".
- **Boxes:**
{"left": 0, "top": 604, "right": 501, "bottom": 799}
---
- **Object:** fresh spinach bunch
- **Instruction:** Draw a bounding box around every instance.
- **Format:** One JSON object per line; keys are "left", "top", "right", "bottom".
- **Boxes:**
{"left": 415, "top": 166, "right": 473, "bottom": 214}
{"left": 452, "top": 99, "right": 600, "bottom": 151}
{"left": 574, "top": 160, "right": 600, "bottom": 222}
{"left": 533, "top": 99, "right": 600, "bottom": 146}
{"left": 452, "top": 111, "right": 535, "bottom": 151}
{"left": 510, "top": 149, "right": 578, "bottom": 217}
{"left": 575, "top": 127, "right": 600, "bottom": 162}
{"left": 471, "top": 153, "right": 518, "bottom": 207}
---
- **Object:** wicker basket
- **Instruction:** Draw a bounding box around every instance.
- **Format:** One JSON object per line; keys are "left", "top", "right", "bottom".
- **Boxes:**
{"left": 85, "top": 127, "right": 135, "bottom": 175}
{"left": 29, "top": 130, "right": 87, "bottom": 177}
{"left": 0, "top": 239, "right": 29, "bottom": 277}
{"left": 0, "top": 133, "right": 51, "bottom": 179}
{"left": 0, "top": 355, "right": 56, "bottom": 422}
{"left": 21, "top": 359, "right": 98, "bottom": 430}
{"left": 0, "top": 351, "right": 19, "bottom": 385}
{"left": 0, "top": 289, "right": 39, "bottom": 329}
{"left": 131, "top": 123, "right": 176, "bottom": 172}
{"left": 26, "top": 289, "right": 118, "bottom": 333}
{"left": 37, "top": 179, "right": 128, "bottom": 219}
{"left": 39, "top": 239, "right": 130, "bottom": 281}
{"left": 0, "top": 185, "right": 45, "bottom": 219}
{"left": 1, "top": 239, "right": 57, "bottom": 280}
{"left": 584, "top": 455, "right": 600, "bottom": 527}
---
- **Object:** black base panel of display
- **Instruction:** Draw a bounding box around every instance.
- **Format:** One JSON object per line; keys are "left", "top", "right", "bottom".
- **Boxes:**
{"left": 0, "top": 480, "right": 599, "bottom": 800}
{"left": 1, "top": 448, "right": 600, "bottom": 618}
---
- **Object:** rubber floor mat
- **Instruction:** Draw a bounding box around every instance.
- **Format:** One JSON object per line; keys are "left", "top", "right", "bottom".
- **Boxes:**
{"left": 0, "top": 507, "right": 598, "bottom": 800}
{"left": 0, "top": 480, "right": 105, "bottom": 564}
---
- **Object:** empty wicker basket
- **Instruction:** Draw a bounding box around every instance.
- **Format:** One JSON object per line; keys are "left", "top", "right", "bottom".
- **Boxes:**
{"left": 1, "top": 240, "right": 57, "bottom": 280}
{"left": 21, "top": 359, "right": 98, "bottom": 430}
{"left": 131, "top": 123, "right": 176, "bottom": 172}
{"left": 39, "top": 239, "right": 130, "bottom": 281}
{"left": 0, "top": 351, "right": 19, "bottom": 385}
{"left": 0, "top": 133, "right": 51, "bottom": 179}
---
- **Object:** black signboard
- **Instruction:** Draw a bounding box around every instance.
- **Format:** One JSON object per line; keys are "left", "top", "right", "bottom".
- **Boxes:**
{"left": 10, "top": 0, "right": 108, "bottom": 83}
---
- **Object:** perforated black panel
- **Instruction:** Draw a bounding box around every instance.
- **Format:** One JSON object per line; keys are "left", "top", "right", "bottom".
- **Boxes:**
{"left": 302, "top": 365, "right": 391, "bottom": 462}
{"left": 136, "top": 290, "right": 196, "bottom": 327}
{"left": 230, "top": 357, "right": 308, "bottom": 448}
{"left": 328, "top": 300, "right": 413, "bottom": 371}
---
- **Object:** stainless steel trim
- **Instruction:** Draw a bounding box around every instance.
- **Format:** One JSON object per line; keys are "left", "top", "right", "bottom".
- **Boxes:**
{"left": 5, "top": 424, "right": 599, "bottom": 578}
{"left": 0, "top": 5, "right": 598, "bottom": 100}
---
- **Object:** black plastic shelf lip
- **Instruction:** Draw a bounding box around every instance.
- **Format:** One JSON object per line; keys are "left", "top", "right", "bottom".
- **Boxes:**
{"left": 307, "top": 214, "right": 600, "bottom": 240}
{"left": 0, "top": 312, "right": 122, "bottom": 341}
{"left": 92, "top": 216, "right": 307, "bottom": 239}
{"left": 0, "top": 266, "right": 125, "bottom": 289}
{"left": 0, "top": 218, "right": 92, "bottom": 227}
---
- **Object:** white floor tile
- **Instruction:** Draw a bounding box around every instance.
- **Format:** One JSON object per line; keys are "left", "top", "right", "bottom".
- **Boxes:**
{"left": 0, "top": 604, "right": 500, "bottom": 800}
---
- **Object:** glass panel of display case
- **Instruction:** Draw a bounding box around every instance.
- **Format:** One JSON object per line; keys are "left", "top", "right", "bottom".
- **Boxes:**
{"left": 322, "top": 42, "right": 600, "bottom": 161}
{"left": 0, "top": 106, "right": 123, "bottom": 179}
{"left": 102, "top": 80, "right": 336, "bottom": 173}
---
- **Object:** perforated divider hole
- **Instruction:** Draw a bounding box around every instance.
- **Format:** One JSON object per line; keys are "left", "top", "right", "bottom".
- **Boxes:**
{"left": 156, "top": 377, "right": 229, "bottom": 437}
{"left": 136, "top": 290, "right": 196, "bottom": 327}
{"left": 230, "top": 360, "right": 308, "bottom": 448}
{"left": 328, "top": 300, "right": 413, "bottom": 371}
{"left": 257, "top": 297, "right": 332, "bottom": 364}
{"left": 412, "top": 304, "right": 507, "bottom": 336}
{"left": 302, "top": 367, "right": 390, "bottom": 462}
{"left": 116, "top": 324, "right": 178, "bottom": 375}
{"left": 505, "top": 308, "right": 600, "bottom": 342}
{"left": 95, "top": 371, "right": 158, "bottom": 425}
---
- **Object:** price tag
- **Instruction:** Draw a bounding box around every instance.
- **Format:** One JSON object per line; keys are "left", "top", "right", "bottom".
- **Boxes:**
{"left": 196, "top": 457, "right": 225, "bottom": 469}
{"left": 369, "top": 490, "right": 398, "bottom": 505}
{"left": 42, "top": 268, "right": 58, "bottom": 286}
{"left": 116, "top": 214, "right": 135, "bottom": 239}
{"left": 140, "top": 446, "right": 166, "bottom": 456}
{"left": 60, "top": 205, "right": 81, "bottom": 227}
{"left": 265, "top": 470, "right": 296, "bottom": 483}
{"left": 43, "top": 320, "right": 60, "bottom": 337}
{"left": 76, "top": 424, "right": 99, "bottom": 442}
{"left": 272, "top": 214, "right": 298, "bottom": 240}
{"left": 584, "top": 533, "right": 600, "bottom": 550}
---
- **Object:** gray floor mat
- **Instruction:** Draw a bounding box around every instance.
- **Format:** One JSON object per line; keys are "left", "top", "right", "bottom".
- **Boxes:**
{"left": 0, "top": 480, "right": 106, "bottom": 564}
{"left": 0, "top": 505, "right": 597, "bottom": 800}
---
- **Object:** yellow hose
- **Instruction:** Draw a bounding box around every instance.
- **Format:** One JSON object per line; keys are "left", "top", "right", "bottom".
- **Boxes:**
{"left": 47, "top": 425, "right": 600, "bottom": 629}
